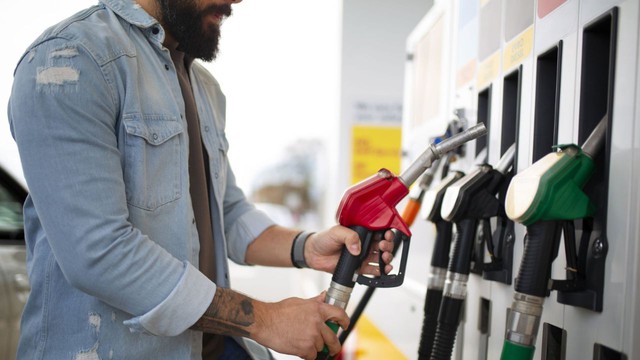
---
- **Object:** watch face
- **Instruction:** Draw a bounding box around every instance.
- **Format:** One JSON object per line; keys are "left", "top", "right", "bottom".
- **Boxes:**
{"left": 505, "top": 151, "right": 564, "bottom": 222}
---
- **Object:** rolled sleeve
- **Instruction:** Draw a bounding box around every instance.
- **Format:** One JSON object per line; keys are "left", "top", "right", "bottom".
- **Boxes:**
{"left": 124, "top": 261, "right": 216, "bottom": 336}
{"left": 226, "top": 209, "right": 275, "bottom": 265}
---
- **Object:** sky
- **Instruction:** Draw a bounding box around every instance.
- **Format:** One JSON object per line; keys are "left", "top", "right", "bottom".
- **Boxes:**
{"left": 0, "top": 0, "right": 341, "bottom": 192}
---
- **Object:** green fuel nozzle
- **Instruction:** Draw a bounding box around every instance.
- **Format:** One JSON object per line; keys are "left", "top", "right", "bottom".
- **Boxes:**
{"left": 505, "top": 115, "right": 607, "bottom": 225}
{"left": 500, "top": 115, "right": 608, "bottom": 360}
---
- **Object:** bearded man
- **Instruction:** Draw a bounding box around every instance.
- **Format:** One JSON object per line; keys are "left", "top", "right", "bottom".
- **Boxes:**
{"left": 8, "top": 1, "right": 395, "bottom": 359}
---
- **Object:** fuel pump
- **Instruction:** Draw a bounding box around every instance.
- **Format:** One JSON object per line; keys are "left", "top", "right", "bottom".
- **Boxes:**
{"left": 416, "top": 168, "right": 464, "bottom": 360}
{"left": 429, "top": 143, "right": 516, "bottom": 360}
{"left": 337, "top": 156, "right": 443, "bottom": 347}
{"left": 415, "top": 147, "right": 486, "bottom": 360}
{"left": 315, "top": 123, "right": 487, "bottom": 359}
{"left": 336, "top": 119, "right": 467, "bottom": 348}
{"left": 500, "top": 116, "right": 607, "bottom": 360}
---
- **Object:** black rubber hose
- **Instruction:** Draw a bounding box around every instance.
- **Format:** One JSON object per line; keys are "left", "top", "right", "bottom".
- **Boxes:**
{"left": 417, "top": 220, "right": 453, "bottom": 359}
{"left": 426, "top": 217, "right": 476, "bottom": 359}
{"left": 418, "top": 288, "right": 444, "bottom": 359}
{"left": 431, "top": 221, "right": 453, "bottom": 268}
{"left": 429, "top": 297, "right": 464, "bottom": 360}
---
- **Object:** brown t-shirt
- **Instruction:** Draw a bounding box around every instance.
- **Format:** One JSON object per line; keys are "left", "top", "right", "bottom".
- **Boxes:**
{"left": 170, "top": 49, "right": 224, "bottom": 359}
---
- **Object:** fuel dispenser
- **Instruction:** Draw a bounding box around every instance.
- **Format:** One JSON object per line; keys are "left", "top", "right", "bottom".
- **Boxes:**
{"left": 416, "top": 168, "right": 464, "bottom": 359}
{"left": 500, "top": 116, "right": 607, "bottom": 359}
{"left": 315, "top": 124, "right": 487, "bottom": 359}
{"left": 336, "top": 119, "right": 468, "bottom": 348}
{"left": 337, "top": 156, "right": 442, "bottom": 347}
{"left": 428, "top": 143, "right": 516, "bottom": 360}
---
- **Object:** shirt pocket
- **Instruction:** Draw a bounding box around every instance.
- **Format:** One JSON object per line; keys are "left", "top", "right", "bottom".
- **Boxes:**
{"left": 122, "top": 113, "right": 183, "bottom": 211}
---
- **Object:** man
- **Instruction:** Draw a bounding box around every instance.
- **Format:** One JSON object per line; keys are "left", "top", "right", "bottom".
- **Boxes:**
{"left": 8, "top": 0, "right": 394, "bottom": 359}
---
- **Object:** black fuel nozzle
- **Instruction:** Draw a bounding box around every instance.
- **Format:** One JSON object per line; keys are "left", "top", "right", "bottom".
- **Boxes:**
{"left": 429, "top": 145, "right": 515, "bottom": 360}
{"left": 416, "top": 169, "right": 464, "bottom": 360}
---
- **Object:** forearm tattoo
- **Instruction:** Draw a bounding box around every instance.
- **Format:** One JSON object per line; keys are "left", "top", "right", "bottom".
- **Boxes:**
{"left": 190, "top": 288, "right": 255, "bottom": 337}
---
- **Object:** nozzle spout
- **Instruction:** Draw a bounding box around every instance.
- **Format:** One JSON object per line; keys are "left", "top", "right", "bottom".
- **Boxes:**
{"left": 399, "top": 123, "right": 487, "bottom": 187}
{"left": 495, "top": 143, "right": 516, "bottom": 174}
{"left": 581, "top": 115, "right": 608, "bottom": 159}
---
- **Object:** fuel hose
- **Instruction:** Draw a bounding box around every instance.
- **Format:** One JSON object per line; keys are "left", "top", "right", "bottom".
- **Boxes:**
{"left": 316, "top": 124, "right": 487, "bottom": 360}
{"left": 430, "top": 144, "right": 515, "bottom": 360}
{"left": 500, "top": 116, "right": 607, "bottom": 360}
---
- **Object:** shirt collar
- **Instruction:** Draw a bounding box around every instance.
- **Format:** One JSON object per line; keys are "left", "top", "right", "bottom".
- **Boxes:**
{"left": 100, "top": 0, "right": 159, "bottom": 29}
{"left": 100, "top": 0, "right": 195, "bottom": 64}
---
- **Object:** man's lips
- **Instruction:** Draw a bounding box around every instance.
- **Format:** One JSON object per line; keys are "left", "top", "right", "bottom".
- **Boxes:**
{"left": 202, "top": 12, "right": 224, "bottom": 28}
{"left": 202, "top": 5, "right": 232, "bottom": 24}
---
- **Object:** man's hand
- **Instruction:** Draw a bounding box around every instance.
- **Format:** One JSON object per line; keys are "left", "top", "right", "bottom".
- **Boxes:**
{"left": 192, "top": 288, "right": 349, "bottom": 359}
{"left": 304, "top": 225, "right": 395, "bottom": 275}
{"left": 251, "top": 292, "right": 349, "bottom": 359}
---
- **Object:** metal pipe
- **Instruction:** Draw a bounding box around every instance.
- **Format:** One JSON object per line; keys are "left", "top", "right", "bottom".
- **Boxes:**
{"left": 581, "top": 115, "right": 608, "bottom": 159}
{"left": 495, "top": 143, "right": 516, "bottom": 174}
{"left": 399, "top": 123, "right": 487, "bottom": 187}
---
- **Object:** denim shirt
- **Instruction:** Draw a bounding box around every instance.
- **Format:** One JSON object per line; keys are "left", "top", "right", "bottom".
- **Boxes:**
{"left": 8, "top": 0, "right": 275, "bottom": 358}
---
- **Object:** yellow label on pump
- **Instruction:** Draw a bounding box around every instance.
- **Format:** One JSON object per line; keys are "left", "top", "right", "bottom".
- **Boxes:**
{"left": 477, "top": 51, "right": 501, "bottom": 90}
{"left": 503, "top": 26, "right": 534, "bottom": 71}
{"left": 351, "top": 125, "right": 401, "bottom": 184}
{"left": 457, "top": 58, "right": 477, "bottom": 89}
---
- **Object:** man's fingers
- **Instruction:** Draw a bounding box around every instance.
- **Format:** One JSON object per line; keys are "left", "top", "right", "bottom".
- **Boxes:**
{"left": 310, "top": 291, "right": 327, "bottom": 303}
{"left": 379, "top": 237, "right": 394, "bottom": 252}
{"left": 366, "top": 249, "right": 392, "bottom": 263}
{"left": 344, "top": 229, "right": 361, "bottom": 256}
{"left": 316, "top": 304, "right": 349, "bottom": 356}
{"left": 360, "top": 261, "right": 394, "bottom": 275}
{"left": 320, "top": 303, "right": 350, "bottom": 330}
{"left": 314, "top": 333, "right": 326, "bottom": 353}
{"left": 382, "top": 251, "right": 393, "bottom": 264}
{"left": 319, "top": 321, "right": 342, "bottom": 355}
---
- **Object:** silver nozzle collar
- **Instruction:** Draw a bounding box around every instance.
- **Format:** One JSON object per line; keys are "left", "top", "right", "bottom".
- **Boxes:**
{"left": 443, "top": 272, "right": 469, "bottom": 299}
{"left": 504, "top": 292, "right": 545, "bottom": 346}
{"left": 325, "top": 281, "right": 353, "bottom": 310}
{"left": 427, "top": 267, "right": 447, "bottom": 290}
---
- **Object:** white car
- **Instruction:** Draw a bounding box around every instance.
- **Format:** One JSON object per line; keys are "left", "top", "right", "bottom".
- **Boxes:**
{"left": 0, "top": 165, "right": 28, "bottom": 359}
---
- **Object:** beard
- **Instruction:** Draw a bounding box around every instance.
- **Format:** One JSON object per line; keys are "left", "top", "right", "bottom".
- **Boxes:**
{"left": 158, "top": 0, "right": 232, "bottom": 61}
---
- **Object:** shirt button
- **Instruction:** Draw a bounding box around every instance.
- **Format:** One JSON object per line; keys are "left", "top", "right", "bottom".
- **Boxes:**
{"left": 153, "top": 133, "right": 158, "bottom": 140}
{"left": 164, "top": 64, "right": 170, "bottom": 70}
{"left": 215, "top": 173, "right": 219, "bottom": 179}
{"left": 204, "top": 126, "right": 210, "bottom": 132}
{"left": 151, "top": 27, "right": 159, "bottom": 35}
